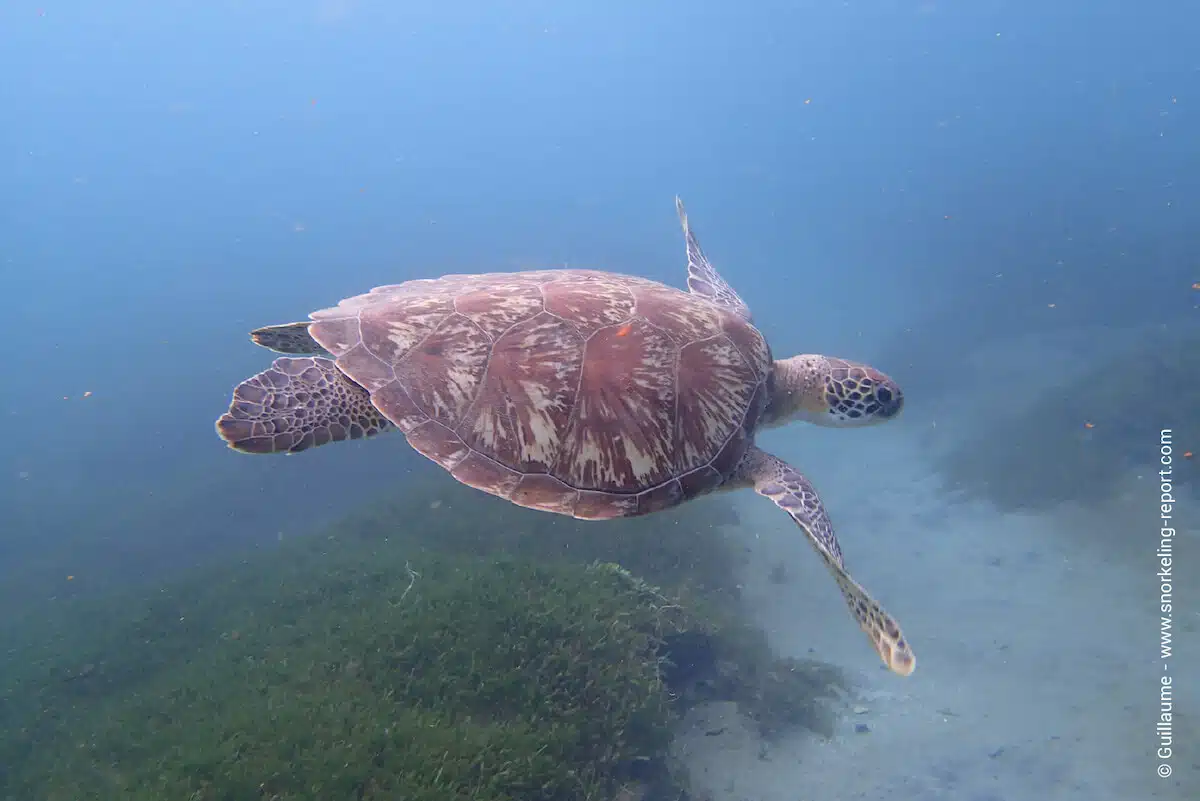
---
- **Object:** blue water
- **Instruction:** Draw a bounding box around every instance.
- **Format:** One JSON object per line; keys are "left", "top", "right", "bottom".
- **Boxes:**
{"left": 2, "top": 2, "right": 1196, "bottom": 799}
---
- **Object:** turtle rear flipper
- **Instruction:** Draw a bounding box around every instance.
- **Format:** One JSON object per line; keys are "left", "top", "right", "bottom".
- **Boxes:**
{"left": 216, "top": 357, "right": 393, "bottom": 454}
{"left": 251, "top": 322, "right": 333, "bottom": 357}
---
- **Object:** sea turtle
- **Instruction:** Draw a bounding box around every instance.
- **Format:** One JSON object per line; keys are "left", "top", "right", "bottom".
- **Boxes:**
{"left": 216, "top": 198, "right": 915, "bottom": 675}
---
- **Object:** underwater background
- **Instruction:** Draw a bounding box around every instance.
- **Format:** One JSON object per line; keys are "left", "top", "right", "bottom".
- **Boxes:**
{"left": 1, "top": 1, "right": 1196, "bottom": 799}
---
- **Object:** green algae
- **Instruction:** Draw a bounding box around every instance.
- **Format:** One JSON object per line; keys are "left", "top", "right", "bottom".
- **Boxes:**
{"left": 0, "top": 477, "right": 849, "bottom": 800}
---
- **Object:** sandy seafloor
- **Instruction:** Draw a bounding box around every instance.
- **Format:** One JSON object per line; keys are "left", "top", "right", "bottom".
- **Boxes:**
{"left": 670, "top": 330, "right": 1198, "bottom": 801}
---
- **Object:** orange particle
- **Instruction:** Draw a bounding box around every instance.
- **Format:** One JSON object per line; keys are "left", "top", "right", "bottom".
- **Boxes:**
{"left": 82, "top": 390, "right": 92, "bottom": 398}
{"left": 1083, "top": 422, "right": 1095, "bottom": 429}
{"left": 1192, "top": 282, "right": 1200, "bottom": 290}
{"left": 1185, "top": 451, "right": 1194, "bottom": 459}
{"left": 67, "top": 575, "right": 74, "bottom": 581}
{"left": 615, "top": 323, "right": 633, "bottom": 337}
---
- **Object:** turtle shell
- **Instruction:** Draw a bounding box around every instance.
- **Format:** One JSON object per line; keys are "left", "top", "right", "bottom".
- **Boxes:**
{"left": 308, "top": 269, "right": 772, "bottom": 519}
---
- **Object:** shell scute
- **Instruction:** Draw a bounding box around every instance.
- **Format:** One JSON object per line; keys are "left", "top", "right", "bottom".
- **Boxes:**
{"left": 543, "top": 273, "right": 636, "bottom": 334}
{"left": 510, "top": 473, "right": 579, "bottom": 515}
{"left": 369, "top": 382, "right": 427, "bottom": 433}
{"left": 458, "top": 311, "right": 583, "bottom": 474}
{"left": 362, "top": 294, "right": 456, "bottom": 366}
{"left": 406, "top": 421, "right": 470, "bottom": 470}
{"left": 450, "top": 452, "right": 524, "bottom": 498}
{"left": 630, "top": 282, "right": 722, "bottom": 344}
{"left": 454, "top": 280, "right": 545, "bottom": 339}
{"left": 554, "top": 319, "right": 677, "bottom": 492}
{"left": 674, "top": 335, "right": 758, "bottom": 473}
{"left": 392, "top": 313, "right": 490, "bottom": 428}
{"left": 574, "top": 491, "right": 639, "bottom": 520}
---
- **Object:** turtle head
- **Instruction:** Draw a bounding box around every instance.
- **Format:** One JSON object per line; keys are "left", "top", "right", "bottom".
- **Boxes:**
{"left": 763, "top": 355, "right": 904, "bottom": 429}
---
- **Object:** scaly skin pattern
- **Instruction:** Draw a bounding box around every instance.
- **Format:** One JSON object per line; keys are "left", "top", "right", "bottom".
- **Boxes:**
{"left": 762, "top": 354, "right": 903, "bottom": 429}
{"left": 732, "top": 446, "right": 915, "bottom": 676}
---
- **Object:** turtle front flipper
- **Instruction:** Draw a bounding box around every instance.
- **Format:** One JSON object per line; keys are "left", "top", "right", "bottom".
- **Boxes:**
{"left": 674, "top": 196, "right": 753, "bottom": 321}
{"left": 216, "top": 357, "right": 394, "bottom": 454}
{"left": 736, "top": 446, "right": 915, "bottom": 676}
{"left": 251, "top": 322, "right": 333, "bottom": 357}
